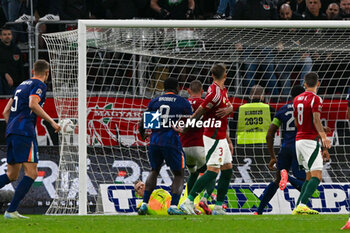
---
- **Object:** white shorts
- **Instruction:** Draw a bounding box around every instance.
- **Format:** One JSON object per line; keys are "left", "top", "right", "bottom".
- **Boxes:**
{"left": 296, "top": 139, "right": 323, "bottom": 172}
{"left": 182, "top": 146, "right": 206, "bottom": 173}
{"left": 203, "top": 135, "right": 232, "bottom": 168}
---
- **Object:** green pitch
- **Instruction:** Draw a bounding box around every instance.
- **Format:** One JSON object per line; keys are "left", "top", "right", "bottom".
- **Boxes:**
{"left": 0, "top": 214, "right": 348, "bottom": 233}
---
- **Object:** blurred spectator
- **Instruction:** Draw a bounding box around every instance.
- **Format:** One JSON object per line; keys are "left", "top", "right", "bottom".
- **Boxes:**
{"left": 233, "top": 0, "right": 277, "bottom": 20}
{"left": 339, "top": 0, "right": 350, "bottom": 19}
{"left": 1, "top": 0, "right": 21, "bottom": 22}
{"left": 38, "top": 0, "right": 60, "bottom": 21}
{"left": 279, "top": 3, "right": 303, "bottom": 19}
{"left": 213, "top": 0, "right": 236, "bottom": 19}
{"left": 0, "top": 26, "right": 25, "bottom": 95}
{"left": 235, "top": 43, "right": 279, "bottom": 95}
{"left": 275, "top": 42, "right": 312, "bottom": 96}
{"left": 195, "top": 0, "right": 219, "bottom": 19}
{"left": 104, "top": 0, "right": 147, "bottom": 19}
{"left": 302, "top": 0, "right": 327, "bottom": 19}
{"left": 150, "top": 0, "right": 195, "bottom": 19}
{"left": 277, "top": 0, "right": 306, "bottom": 14}
{"left": 326, "top": 2, "right": 340, "bottom": 19}
{"left": 59, "top": 0, "right": 90, "bottom": 20}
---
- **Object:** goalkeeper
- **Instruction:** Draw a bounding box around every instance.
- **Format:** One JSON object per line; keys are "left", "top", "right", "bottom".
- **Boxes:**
{"left": 134, "top": 180, "right": 171, "bottom": 215}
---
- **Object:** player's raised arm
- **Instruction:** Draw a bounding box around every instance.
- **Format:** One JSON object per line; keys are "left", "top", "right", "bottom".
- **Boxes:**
{"left": 2, "top": 98, "right": 13, "bottom": 123}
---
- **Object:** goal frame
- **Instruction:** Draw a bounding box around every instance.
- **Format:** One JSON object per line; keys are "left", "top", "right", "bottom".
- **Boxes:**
{"left": 76, "top": 20, "right": 350, "bottom": 215}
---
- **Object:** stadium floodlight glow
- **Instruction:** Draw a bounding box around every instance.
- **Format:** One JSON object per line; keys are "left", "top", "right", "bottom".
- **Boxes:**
{"left": 43, "top": 20, "right": 350, "bottom": 215}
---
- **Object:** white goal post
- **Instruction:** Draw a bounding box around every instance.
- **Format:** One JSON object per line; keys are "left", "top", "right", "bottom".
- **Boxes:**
{"left": 42, "top": 20, "right": 350, "bottom": 215}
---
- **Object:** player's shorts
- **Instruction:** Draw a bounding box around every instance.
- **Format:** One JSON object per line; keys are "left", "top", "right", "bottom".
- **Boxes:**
{"left": 277, "top": 144, "right": 305, "bottom": 180}
{"left": 7, "top": 134, "right": 38, "bottom": 164}
{"left": 182, "top": 146, "right": 205, "bottom": 173}
{"left": 296, "top": 139, "right": 323, "bottom": 172}
{"left": 203, "top": 135, "right": 232, "bottom": 168}
{"left": 148, "top": 145, "right": 185, "bottom": 171}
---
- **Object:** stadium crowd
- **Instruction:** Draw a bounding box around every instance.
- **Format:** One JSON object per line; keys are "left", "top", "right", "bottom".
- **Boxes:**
{"left": 0, "top": 0, "right": 349, "bottom": 96}
{"left": 1, "top": 0, "right": 350, "bottom": 22}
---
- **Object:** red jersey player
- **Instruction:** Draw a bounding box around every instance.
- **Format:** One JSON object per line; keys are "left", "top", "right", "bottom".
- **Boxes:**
{"left": 292, "top": 72, "right": 331, "bottom": 215}
{"left": 180, "top": 80, "right": 206, "bottom": 192}
{"left": 178, "top": 63, "right": 233, "bottom": 215}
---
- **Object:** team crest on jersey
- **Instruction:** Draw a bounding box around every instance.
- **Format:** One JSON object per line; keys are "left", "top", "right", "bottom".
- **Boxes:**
{"left": 263, "top": 4, "right": 270, "bottom": 10}
{"left": 13, "top": 54, "right": 20, "bottom": 61}
{"left": 36, "top": 89, "right": 42, "bottom": 95}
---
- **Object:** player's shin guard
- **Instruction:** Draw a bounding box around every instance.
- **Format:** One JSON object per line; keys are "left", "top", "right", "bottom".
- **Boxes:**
{"left": 300, "top": 177, "right": 320, "bottom": 205}
{"left": 0, "top": 174, "right": 11, "bottom": 189}
{"left": 7, "top": 176, "right": 34, "bottom": 212}
{"left": 296, "top": 180, "right": 309, "bottom": 205}
{"left": 189, "top": 170, "right": 217, "bottom": 201}
{"left": 216, "top": 169, "right": 232, "bottom": 206}
{"left": 256, "top": 182, "right": 278, "bottom": 215}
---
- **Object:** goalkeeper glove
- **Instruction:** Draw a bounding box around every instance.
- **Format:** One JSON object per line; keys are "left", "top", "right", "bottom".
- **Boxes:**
{"left": 185, "top": 8, "right": 194, "bottom": 19}
{"left": 160, "top": 8, "right": 170, "bottom": 19}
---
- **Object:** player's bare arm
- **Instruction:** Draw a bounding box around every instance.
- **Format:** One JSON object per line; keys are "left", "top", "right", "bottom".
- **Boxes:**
{"left": 216, "top": 102, "right": 233, "bottom": 118}
{"left": 138, "top": 117, "right": 148, "bottom": 140}
{"left": 2, "top": 98, "right": 13, "bottom": 123}
{"left": 29, "top": 96, "right": 61, "bottom": 132}
{"left": 312, "top": 111, "right": 331, "bottom": 149}
{"left": 266, "top": 123, "right": 279, "bottom": 171}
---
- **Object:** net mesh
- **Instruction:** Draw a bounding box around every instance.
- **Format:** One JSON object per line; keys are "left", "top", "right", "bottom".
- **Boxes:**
{"left": 43, "top": 25, "right": 350, "bottom": 214}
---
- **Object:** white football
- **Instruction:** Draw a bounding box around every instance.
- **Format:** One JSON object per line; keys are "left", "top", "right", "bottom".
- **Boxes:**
{"left": 59, "top": 118, "right": 75, "bottom": 134}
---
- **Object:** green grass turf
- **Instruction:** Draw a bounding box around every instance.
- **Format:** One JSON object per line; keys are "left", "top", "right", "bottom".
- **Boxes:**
{"left": 0, "top": 214, "right": 348, "bottom": 233}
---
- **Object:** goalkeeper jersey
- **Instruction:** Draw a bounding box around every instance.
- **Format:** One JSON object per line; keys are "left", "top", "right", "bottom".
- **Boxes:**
{"left": 137, "top": 189, "right": 171, "bottom": 215}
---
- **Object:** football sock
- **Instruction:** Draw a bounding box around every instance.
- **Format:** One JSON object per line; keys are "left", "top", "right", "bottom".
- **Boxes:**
{"left": 188, "top": 170, "right": 217, "bottom": 202}
{"left": 205, "top": 177, "right": 216, "bottom": 197}
{"left": 187, "top": 170, "right": 200, "bottom": 194}
{"left": 288, "top": 176, "right": 304, "bottom": 191}
{"left": 216, "top": 169, "right": 232, "bottom": 204}
{"left": 0, "top": 174, "right": 10, "bottom": 189}
{"left": 300, "top": 177, "right": 320, "bottom": 205}
{"left": 7, "top": 176, "right": 34, "bottom": 212}
{"left": 170, "top": 193, "right": 181, "bottom": 206}
{"left": 143, "top": 190, "right": 152, "bottom": 204}
{"left": 296, "top": 180, "right": 308, "bottom": 205}
{"left": 257, "top": 182, "right": 278, "bottom": 214}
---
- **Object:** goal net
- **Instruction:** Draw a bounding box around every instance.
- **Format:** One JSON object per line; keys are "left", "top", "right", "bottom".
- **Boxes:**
{"left": 42, "top": 21, "right": 350, "bottom": 215}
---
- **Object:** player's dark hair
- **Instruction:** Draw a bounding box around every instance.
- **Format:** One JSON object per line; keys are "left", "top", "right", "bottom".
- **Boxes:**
{"left": 291, "top": 85, "right": 304, "bottom": 98}
{"left": 34, "top": 59, "right": 50, "bottom": 75}
{"left": 210, "top": 63, "right": 226, "bottom": 80}
{"left": 304, "top": 72, "right": 319, "bottom": 88}
{"left": 189, "top": 80, "right": 202, "bottom": 93}
{"left": 164, "top": 77, "right": 179, "bottom": 93}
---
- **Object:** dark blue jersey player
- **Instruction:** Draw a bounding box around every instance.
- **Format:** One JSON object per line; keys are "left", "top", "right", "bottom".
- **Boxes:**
{"left": 255, "top": 85, "right": 306, "bottom": 215}
{"left": 138, "top": 77, "right": 192, "bottom": 215}
{"left": 1, "top": 60, "right": 60, "bottom": 219}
